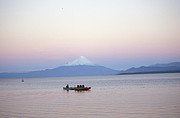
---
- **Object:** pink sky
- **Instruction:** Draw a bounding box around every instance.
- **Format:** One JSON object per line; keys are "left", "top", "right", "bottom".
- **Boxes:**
{"left": 0, "top": 0, "right": 180, "bottom": 72}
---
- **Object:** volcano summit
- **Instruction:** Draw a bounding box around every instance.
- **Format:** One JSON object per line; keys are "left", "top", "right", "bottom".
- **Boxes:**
{"left": 64, "top": 56, "right": 96, "bottom": 66}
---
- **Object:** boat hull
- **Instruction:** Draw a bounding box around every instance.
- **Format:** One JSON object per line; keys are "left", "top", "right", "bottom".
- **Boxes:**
{"left": 63, "top": 87, "right": 91, "bottom": 91}
{"left": 74, "top": 87, "right": 91, "bottom": 91}
{"left": 63, "top": 87, "right": 75, "bottom": 90}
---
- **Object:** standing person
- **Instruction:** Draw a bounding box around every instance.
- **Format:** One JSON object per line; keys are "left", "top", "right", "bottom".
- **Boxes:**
{"left": 66, "top": 84, "right": 69, "bottom": 88}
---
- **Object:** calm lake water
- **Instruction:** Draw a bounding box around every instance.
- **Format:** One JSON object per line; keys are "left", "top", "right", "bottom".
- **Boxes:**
{"left": 0, "top": 73, "right": 180, "bottom": 118}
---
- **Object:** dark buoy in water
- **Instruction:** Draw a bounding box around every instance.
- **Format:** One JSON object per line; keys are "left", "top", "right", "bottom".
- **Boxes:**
{"left": 21, "top": 79, "right": 24, "bottom": 82}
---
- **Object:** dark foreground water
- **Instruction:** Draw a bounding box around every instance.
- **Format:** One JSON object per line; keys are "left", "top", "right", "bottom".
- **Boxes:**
{"left": 0, "top": 73, "right": 180, "bottom": 118}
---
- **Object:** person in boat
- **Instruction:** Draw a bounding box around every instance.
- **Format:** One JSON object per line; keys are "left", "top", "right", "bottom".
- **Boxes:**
{"left": 66, "top": 84, "right": 69, "bottom": 88}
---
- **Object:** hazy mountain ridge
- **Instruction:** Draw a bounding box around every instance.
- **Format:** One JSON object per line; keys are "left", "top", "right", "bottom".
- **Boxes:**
{"left": 119, "top": 62, "right": 180, "bottom": 75}
{"left": 0, "top": 58, "right": 180, "bottom": 78}
{"left": 0, "top": 56, "right": 119, "bottom": 78}
{"left": 0, "top": 65, "right": 119, "bottom": 79}
{"left": 150, "top": 62, "right": 180, "bottom": 67}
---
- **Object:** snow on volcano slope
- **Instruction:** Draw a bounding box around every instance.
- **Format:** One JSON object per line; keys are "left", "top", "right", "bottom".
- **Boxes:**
{"left": 64, "top": 56, "right": 96, "bottom": 66}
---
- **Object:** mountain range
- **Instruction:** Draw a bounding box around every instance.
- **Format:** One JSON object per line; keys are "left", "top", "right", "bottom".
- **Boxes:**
{"left": 0, "top": 56, "right": 180, "bottom": 78}
{"left": 0, "top": 56, "right": 119, "bottom": 78}
{"left": 119, "top": 62, "right": 180, "bottom": 75}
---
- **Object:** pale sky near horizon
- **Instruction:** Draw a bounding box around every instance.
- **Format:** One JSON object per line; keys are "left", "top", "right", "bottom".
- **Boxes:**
{"left": 0, "top": 0, "right": 180, "bottom": 72}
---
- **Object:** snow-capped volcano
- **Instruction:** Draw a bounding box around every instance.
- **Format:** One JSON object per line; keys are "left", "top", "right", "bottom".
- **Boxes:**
{"left": 64, "top": 56, "right": 96, "bottom": 66}
{"left": 0, "top": 56, "right": 119, "bottom": 78}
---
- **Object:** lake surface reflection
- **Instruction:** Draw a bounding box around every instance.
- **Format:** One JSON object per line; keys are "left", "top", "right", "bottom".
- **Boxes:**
{"left": 0, "top": 73, "right": 180, "bottom": 118}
